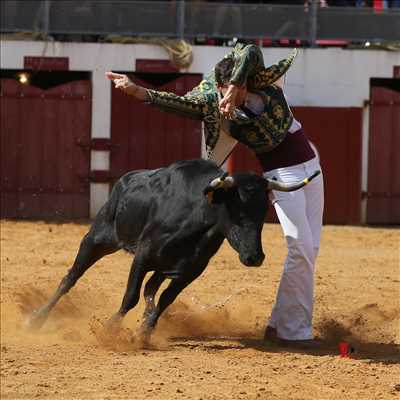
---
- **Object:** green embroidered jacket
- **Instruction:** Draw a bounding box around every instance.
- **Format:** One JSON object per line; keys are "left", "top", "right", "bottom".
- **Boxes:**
{"left": 146, "top": 44, "right": 297, "bottom": 156}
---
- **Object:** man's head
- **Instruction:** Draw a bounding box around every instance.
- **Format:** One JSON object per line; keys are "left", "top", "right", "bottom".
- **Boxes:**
{"left": 215, "top": 58, "right": 248, "bottom": 109}
{"left": 215, "top": 57, "right": 235, "bottom": 87}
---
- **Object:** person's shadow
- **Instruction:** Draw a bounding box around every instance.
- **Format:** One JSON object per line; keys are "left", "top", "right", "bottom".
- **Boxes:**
{"left": 170, "top": 335, "right": 400, "bottom": 364}
{"left": 239, "top": 337, "right": 400, "bottom": 365}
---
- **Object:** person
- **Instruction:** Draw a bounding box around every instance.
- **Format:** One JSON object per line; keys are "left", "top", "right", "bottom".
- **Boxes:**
{"left": 106, "top": 43, "right": 324, "bottom": 349}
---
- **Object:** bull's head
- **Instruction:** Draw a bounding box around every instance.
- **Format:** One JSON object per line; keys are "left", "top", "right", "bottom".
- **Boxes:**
{"left": 203, "top": 170, "right": 320, "bottom": 267}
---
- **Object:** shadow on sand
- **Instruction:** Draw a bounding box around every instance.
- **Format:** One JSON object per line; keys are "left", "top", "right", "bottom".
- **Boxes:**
{"left": 169, "top": 336, "right": 400, "bottom": 364}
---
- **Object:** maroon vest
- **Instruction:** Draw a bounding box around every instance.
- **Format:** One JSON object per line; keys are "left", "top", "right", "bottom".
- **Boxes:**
{"left": 256, "top": 128, "right": 315, "bottom": 172}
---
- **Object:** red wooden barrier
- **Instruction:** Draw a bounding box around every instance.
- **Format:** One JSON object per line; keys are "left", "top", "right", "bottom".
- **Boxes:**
{"left": 110, "top": 73, "right": 202, "bottom": 181}
{"left": 367, "top": 87, "right": 400, "bottom": 224}
{"left": 0, "top": 78, "right": 91, "bottom": 219}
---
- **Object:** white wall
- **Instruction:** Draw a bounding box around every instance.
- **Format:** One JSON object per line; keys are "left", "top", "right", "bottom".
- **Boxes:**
{"left": 1, "top": 40, "right": 399, "bottom": 218}
{"left": 2, "top": 41, "right": 398, "bottom": 108}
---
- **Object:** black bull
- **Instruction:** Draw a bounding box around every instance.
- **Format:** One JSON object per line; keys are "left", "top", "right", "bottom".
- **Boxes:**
{"left": 27, "top": 159, "right": 319, "bottom": 336}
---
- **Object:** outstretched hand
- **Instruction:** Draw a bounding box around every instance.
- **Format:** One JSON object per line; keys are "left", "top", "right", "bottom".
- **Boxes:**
{"left": 106, "top": 72, "right": 138, "bottom": 95}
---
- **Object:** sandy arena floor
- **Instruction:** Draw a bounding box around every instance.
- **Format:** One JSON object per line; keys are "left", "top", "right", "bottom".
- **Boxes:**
{"left": 0, "top": 220, "right": 399, "bottom": 400}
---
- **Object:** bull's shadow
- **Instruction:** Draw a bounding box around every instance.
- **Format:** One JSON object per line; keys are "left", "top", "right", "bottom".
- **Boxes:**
{"left": 168, "top": 335, "right": 400, "bottom": 364}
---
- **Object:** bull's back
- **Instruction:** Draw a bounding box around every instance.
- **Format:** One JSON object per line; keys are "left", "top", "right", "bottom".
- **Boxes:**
{"left": 112, "top": 160, "right": 222, "bottom": 249}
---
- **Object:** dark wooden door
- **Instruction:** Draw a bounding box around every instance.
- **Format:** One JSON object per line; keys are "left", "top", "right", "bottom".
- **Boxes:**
{"left": 367, "top": 86, "right": 400, "bottom": 224}
{"left": 0, "top": 78, "right": 91, "bottom": 219}
{"left": 110, "top": 74, "right": 202, "bottom": 180}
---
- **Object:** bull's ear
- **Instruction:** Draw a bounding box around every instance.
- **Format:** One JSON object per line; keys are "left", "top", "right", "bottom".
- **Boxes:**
{"left": 203, "top": 174, "right": 235, "bottom": 204}
{"left": 204, "top": 188, "right": 227, "bottom": 204}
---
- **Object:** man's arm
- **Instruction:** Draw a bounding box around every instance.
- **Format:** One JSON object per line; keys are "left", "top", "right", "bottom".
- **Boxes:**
{"left": 146, "top": 89, "right": 205, "bottom": 120}
{"left": 219, "top": 47, "right": 298, "bottom": 117}
{"left": 219, "top": 44, "right": 264, "bottom": 117}
{"left": 106, "top": 71, "right": 206, "bottom": 120}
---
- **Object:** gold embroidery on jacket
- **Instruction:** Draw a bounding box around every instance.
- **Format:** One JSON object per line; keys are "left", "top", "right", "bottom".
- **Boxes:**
{"left": 146, "top": 46, "right": 297, "bottom": 155}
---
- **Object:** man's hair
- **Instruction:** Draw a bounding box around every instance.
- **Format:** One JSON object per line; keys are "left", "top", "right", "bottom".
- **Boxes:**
{"left": 214, "top": 57, "right": 235, "bottom": 86}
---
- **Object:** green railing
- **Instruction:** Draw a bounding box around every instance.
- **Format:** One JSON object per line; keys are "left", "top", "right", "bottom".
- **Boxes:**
{"left": 1, "top": 1, "right": 399, "bottom": 45}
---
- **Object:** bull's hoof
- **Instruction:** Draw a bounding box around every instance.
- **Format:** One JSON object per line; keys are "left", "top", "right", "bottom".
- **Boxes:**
{"left": 24, "top": 309, "right": 48, "bottom": 331}
{"left": 138, "top": 321, "right": 154, "bottom": 340}
{"left": 104, "top": 314, "right": 123, "bottom": 334}
{"left": 137, "top": 327, "right": 154, "bottom": 349}
{"left": 139, "top": 327, "right": 151, "bottom": 339}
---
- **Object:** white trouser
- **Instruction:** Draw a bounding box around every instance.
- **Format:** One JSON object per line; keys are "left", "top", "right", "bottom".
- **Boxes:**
{"left": 263, "top": 156, "right": 324, "bottom": 340}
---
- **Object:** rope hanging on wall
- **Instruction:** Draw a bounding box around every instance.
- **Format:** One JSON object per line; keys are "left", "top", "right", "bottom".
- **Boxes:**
{"left": 103, "top": 36, "right": 194, "bottom": 69}
{"left": 0, "top": 33, "right": 194, "bottom": 69}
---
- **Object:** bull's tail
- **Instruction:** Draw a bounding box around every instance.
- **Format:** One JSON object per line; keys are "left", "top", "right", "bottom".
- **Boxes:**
{"left": 102, "top": 180, "right": 124, "bottom": 223}
{"left": 101, "top": 170, "right": 146, "bottom": 223}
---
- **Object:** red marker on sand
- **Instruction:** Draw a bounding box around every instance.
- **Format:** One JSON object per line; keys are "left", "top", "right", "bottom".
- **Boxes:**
{"left": 339, "top": 342, "right": 354, "bottom": 358}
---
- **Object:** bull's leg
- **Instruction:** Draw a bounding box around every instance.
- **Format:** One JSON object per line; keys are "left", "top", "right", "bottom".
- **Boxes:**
{"left": 106, "top": 259, "right": 147, "bottom": 331}
{"left": 140, "top": 276, "right": 195, "bottom": 337}
{"left": 142, "top": 272, "right": 165, "bottom": 321}
{"left": 27, "top": 232, "right": 119, "bottom": 330}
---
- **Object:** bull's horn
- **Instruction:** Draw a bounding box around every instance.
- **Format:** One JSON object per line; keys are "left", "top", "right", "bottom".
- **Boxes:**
{"left": 266, "top": 170, "right": 321, "bottom": 192}
{"left": 208, "top": 174, "right": 235, "bottom": 190}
